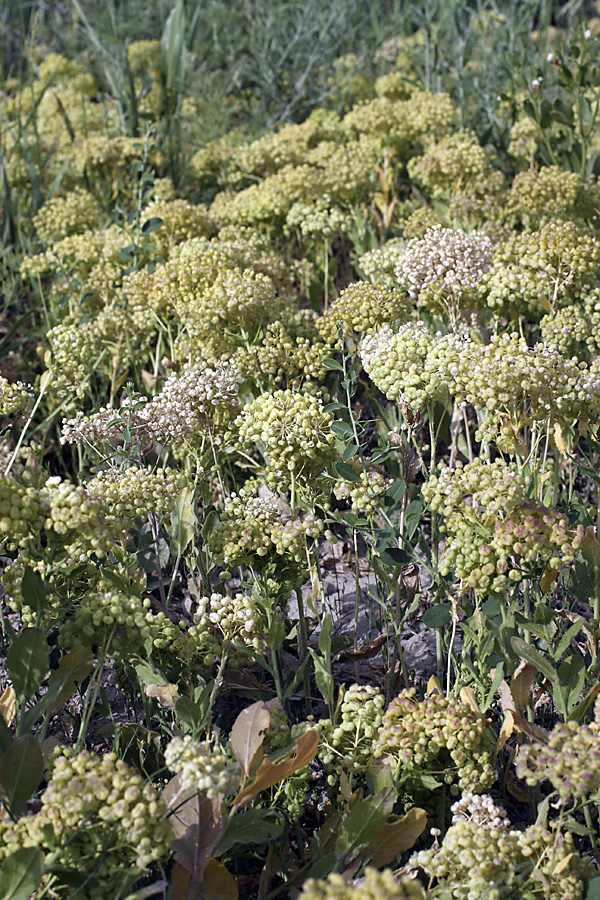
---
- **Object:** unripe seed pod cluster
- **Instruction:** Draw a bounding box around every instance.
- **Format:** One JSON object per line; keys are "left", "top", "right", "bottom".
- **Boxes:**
{"left": 376, "top": 688, "right": 495, "bottom": 792}
{"left": 0, "top": 749, "right": 172, "bottom": 895}
{"left": 234, "top": 389, "right": 336, "bottom": 491}
{"left": 299, "top": 868, "right": 425, "bottom": 900}
{"left": 164, "top": 736, "right": 241, "bottom": 799}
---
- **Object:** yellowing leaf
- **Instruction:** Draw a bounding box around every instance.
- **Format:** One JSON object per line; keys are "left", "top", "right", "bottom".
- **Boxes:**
{"left": 539, "top": 566, "right": 559, "bottom": 594}
{"left": 368, "top": 807, "right": 428, "bottom": 868}
{"left": 145, "top": 683, "right": 180, "bottom": 708}
{"left": 201, "top": 859, "right": 238, "bottom": 900}
{"left": 233, "top": 731, "right": 319, "bottom": 807}
{"left": 427, "top": 676, "right": 443, "bottom": 696}
{"left": 553, "top": 853, "right": 574, "bottom": 875}
{"left": 510, "top": 661, "right": 537, "bottom": 717}
{"left": 493, "top": 710, "right": 515, "bottom": 764}
{"left": 230, "top": 701, "right": 270, "bottom": 778}
{"left": 553, "top": 422, "right": 567, "bottom": 457}
{"left": 170, "top": 862, "right": 202, "bottom": 900}
{"left": 0, "top": 686, "right": 15, "bottom": 726}
{"left": 459, "top": 686, "right": 481, "bottom": 716}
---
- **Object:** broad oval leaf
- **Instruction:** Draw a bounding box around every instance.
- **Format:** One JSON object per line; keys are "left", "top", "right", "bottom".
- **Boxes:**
{"left": 230, "top": 702, "right": 270, "bottom": 778}
{"left": 0, "top": 848, "right": 44, "bottom": 900}
{"left": 7, "top": 629, "right": 49, "bottom": 705}
{"left": 0, "top": 735, "right": 44, "bottom": 816}
{"left": 423, "top": 604, "right": 452, "bottom": 629}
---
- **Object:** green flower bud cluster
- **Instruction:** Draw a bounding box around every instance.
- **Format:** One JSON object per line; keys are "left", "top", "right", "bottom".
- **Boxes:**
{"left": 407, "top": 131, "right": 492, "bottom": 199}
{"left": 0, "top": 748, "right": 172, "bottom": 895}
{"left": 285, "top": 198, "right": 350, "bottom": 240}
{"left": 494, "top": 500, "right": 583, "bottom": 575}
{"left": 173, "top": 267, "right": 282, "bottom": 362}
{"left": 262, "top": 705, "right": 294, "bottom": 754}
{"left": 278, "top": 768, "right": 312, "bottom": 822}
{"left": 443, "top": 332, "right": 600, "bottom": 445}
{"left": 236, "top": 319, "right": 330, "bottom": 387}
{"left": 181, "top": 590, "right": 266, "bottom": 667}
{"left": 40, "top": 476, "right": 114, "bottom": 557}
{"left": 412, "top": 818, "right": 590, "bottom": 900}
{"left": 218, "top": 112, "right": 346, "bottom": 184}
{"left": 59, "top": 590, "right": 185, "bottom": 659}
{"left": 22, "top": 230, "right": 103, "bottom": 282}
{"left": 86, "top": 466, "right": 181, "bottom": 521}
{"left": 164, "top": 736, "right": 241, "bottom": 799}
{"left": 343, "top": 90, "right": 456, "bottom": 151}
{"left": 502, "top": 166, "right": 593, "bottom": 229}
{"left": 317, "top": 282, "right": 411, "bottom": 344}
{"left": 32, "top": 188, "right": 102, "bottom": 245}
{"left": 127, "top": 39, "right": 160, "bottom": 73}
{"left": 140, "top": 198, "right": 215, "bottom": 257}
{"left": 360, "top": 323, "right": 454, "bottom": 409}
{"left": 318, "top": 684, "right": 386, "bottom": 791}
{"left": 209, "top": 485, "right": 323, "bottom": 575}
{"left": 0, "top": 376, "right": 32, "bottom": 417}
{"left": 423, "top": 459, "right": 583, "bottom": 592}
{"left": 402, "top": 206, "right": 446, "bottom": 239}
{"left": 540, "top": 303, "right": 599, "bottom": 358}
{"left": 210, "top": 165, "right": 322, "bottom": 228}
{"left": 481, "top": 219, "right": 600, "bottom": 317}
{"left": 299, "top": 868, "right": 425, "bottom": 900}
{"left": 376, "top": 688, "right": 495, "bottom": 792}
{"left": 516, "top": 701, "right": 600, "bottom": 802}
{"left": 333, "top": 458, "right": 393, "bottom": 516}
{"left": 0, "top": 475, "right": 44, "bottom": 549}
{"left": 359, "top": 239, "right": 406, "bottom": 288}
{"left": 234, "top": 389, "right": 336, "bottom": 491}
{"left": 374, "top": 71, "right": 414, "bottom": 100}
{"left": 508, "top": 115, "right": 542, "bottom": 162}
{"left": 210, "top": 135, "right": 379, "bottom": 231}
{"left": 44, "top": 321, "right": 96, "bottom": 400}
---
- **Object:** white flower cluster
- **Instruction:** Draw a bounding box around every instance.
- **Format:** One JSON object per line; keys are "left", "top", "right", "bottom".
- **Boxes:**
{"left": 193, "top": 591, "right": 265, "bottom": 651}
{"left": 61, "top": 359, "right": 242, "bottom": 449}
{"left": 396, "top": 225, "right": 492, "bottom": 299}
{"left": 451, "top": 792, "right": 510, "bottom": 829}
{"left": 146, "top": 359, "right": 242, "bottom": 445}
{"left": 164, "top": 736, "right": 241, "bottom": 799}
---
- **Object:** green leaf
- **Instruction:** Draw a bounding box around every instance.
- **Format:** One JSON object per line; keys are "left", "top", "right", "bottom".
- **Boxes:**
{"left": 118, "top": 244, "right": 136, "bottom": 262}
{"left": 47, "top": 649, "right": 93, "bottom": 714}
{"left": 0, "top": 848, "right": 44, "bottom": 900}
{"left": 331, "top": 421, "right": 354, "bottom": 439}
{"left": 319, "top": 612, "right": 333, "bottom": 657}
{"left": 404, "top": 500, "right": 423, "bottom": 540}
{"left": 216, "top": 809, "right": 284, "bottom": 854}
{"left": 323, "top": 358, "right": 342, "bottom": 371}
{"left": 0, "top": 736, "right": 43, "bottom": 817}
{"left": 332, "top": 462, "right": 362, "bottom": 483}
{"left": 169, "top": 486, "right": 198, "bottom": 557}
{"left": 510, "top": 637, "right": 558, "bottom": 685}
{"left": 310, "top": 650, "right": 335, "bottom": 714}
{"left": 7, "top": 629, "right": 49, "bottom": 706}
{"left": 335, "top": 787, "right": 395, "bottom": 861}
{"left": 423, "top": 604, "right": 452, "bottom": 629}
{"left": 385, "top": 481, "right": 405, "bottom": 506}
{"left": 20, "top": 569, "right": 46, "bottom": 616}
{"left": 342, "top": 443, "right": 360, "bottom": 462}
{"left": 558, "top": 655, "right": 586, "bottom": 716}
{"left": 379, "top": 546, "right": 412, "bottom": 568}
{"left": 585, "top": 877, "right": 600, "bottom": 900}
{"left": 141, "top": 217, "right": 163, "bottom": 235}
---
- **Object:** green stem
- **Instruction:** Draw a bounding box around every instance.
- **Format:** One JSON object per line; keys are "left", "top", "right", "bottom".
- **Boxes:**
{"left": 296, "top": 581, "right": 312, "bottom": 716}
